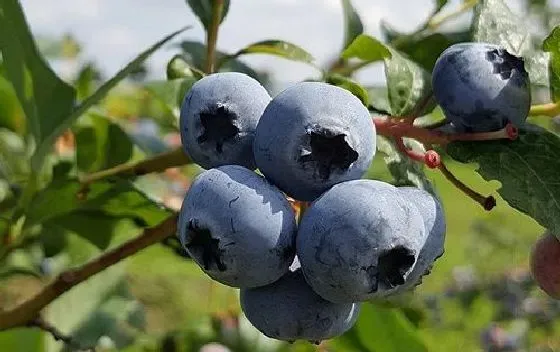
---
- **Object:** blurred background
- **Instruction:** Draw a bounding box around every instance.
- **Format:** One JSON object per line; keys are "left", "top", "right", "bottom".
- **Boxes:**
{"left": 1, "top": 0, "right": 560, "bottom": 351}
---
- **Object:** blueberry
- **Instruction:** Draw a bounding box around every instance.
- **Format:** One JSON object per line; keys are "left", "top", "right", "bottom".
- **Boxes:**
{"left": 180, "top": 72, "right": 271, "bottom": 170}
{"left": 388, "top": 187, "right": 446, "bottom": 294}
{"left": 432, "top": 42, "right": 531, "bottom": 132}
{"left": 296, "top": 179, "right": 427, "bottom": 303}
{"left": 240, "top": 269, "right": 360, "bottom": 343}
{"left": 177, "top": 165, "right": 297, "bottom": 288}
{"left": 253, "top": 82, "right": 376, "bottom": 201}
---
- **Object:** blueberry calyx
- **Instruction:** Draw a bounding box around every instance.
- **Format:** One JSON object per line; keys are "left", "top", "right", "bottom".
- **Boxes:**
{"left": 197, "top": 105, "right": 240, "bottom": 154}
{"left": 377, "top": 246, "right": 416, "bottom": 288}
{"left": 298, "top": 127, "right": 358, "bottom": 180}
{"left": 486, "top": 48, "right": 527, "bottom": 80}
{"left": 186, "top": 219, "right": 227, "bottom": 271}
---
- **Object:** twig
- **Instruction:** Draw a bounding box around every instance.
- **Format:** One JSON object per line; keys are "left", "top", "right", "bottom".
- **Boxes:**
{"left": 78, "top": 147, "right": 190, "bottom": 194}
{"left": 27, "top": 317, "right": 95, "bottom": 352}
{"left": 529, "top": 102, "right": 560, "bottom": 117}
{"left": 0, "top": 214, "right": 178, "bottom": 331}
{"left": 205, "top": 0, "right": 225, "bottom": 73}
{"left": 438, "top": 160, "right": 496, "bottom": 211}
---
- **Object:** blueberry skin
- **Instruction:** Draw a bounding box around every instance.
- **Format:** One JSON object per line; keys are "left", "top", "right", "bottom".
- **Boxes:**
{"left": 177, "top": 165, "right": 297, "bottom": 288}
{"left": 296, "top": 180, "right": 427, "bottom": 303}
{"left": 240, "top": 269, "right": 360, "bottom": 343}
{"left": 432, "top": 42, "right": 531, "bottom": 132}
{"left": 388, "top": 187, "right": 446, "bottom": 295}
{"left": 180, "top": 72, "right": 271, "bottom": 170}
{"left": 253, "top": 82, "right": 376, "bottom": 201}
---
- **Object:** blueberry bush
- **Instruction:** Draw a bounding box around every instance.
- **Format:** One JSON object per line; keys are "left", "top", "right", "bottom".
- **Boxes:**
{"left": 1, "top": 0, "right": 560, "bottom": 351}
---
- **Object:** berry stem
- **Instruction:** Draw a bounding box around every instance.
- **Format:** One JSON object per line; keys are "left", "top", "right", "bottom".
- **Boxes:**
{"left": 205, "top": 0, "right": 225, "bottom": 74}
{"left": 437, "top": 160, "right": 496, "bottom": 211}
{"left": 395, "top": 137, "right": 441, "bottom": 168}
{"left": 529, "top": 102, "right": 560, "bottom": 117}
{"left": 373, "top": 117, "right": 518, "bottom": 144}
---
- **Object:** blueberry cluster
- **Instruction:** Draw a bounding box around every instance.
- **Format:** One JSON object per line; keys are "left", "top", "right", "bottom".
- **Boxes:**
{"left": 177, "top": 72, "right": 446, "bottom": 343}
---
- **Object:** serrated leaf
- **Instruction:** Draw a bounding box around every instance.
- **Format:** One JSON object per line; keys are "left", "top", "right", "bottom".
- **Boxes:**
{"left": 326, "top": 74, "right": 369, "bottom": 106}
{"left": 341, "top": 34, "right": 392, "bottom": 62}
{"left": 376, "top": 135, "right": 435, "bottom": 194}
{"left": 341, "top": 0, "right": 364, "bottom": 50}
{"left": 26, "top": 179, "right": 171, "bottom": 227}
{"left": 472, "top": 0, "right": 532, "bottom": 56}
{"left": 0, "top": 0, "right": 76, "bottom": 145}
{"left": 225, "top": 40, "right": 315, "bottom": 65}
{"left": 447, "top": 124, "right": 560, "bottom": 235}
{"left": 353, "top": 303, "right": 429, "bottom": 352}
{"left": 186, "top": 0, "right": 230, "bottom": 30}
{"left": 384, "top": 49, "right": 434, "bottom": 117}
{"left": 74, "top": 114, "right": 134, "bottom": 173}
{"left": 543, "top": 26, "right": 560, "bottom": 101}
{"left": 31, "top": 26, "right": 190, "bottom": 170}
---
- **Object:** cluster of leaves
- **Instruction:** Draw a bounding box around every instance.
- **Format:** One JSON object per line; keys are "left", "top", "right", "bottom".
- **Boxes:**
{"left": 1, "top": 0, "right": 560, "bottom": 351}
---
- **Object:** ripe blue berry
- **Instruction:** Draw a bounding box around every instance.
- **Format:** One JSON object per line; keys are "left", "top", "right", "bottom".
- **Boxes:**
{"left": 296, "top": 180, "right": 427, "bottom": 303}
{"left": 432, "top": 42, "right": 531, "bottom": 132}
{"left": 177, "top": 165, "right": 297, "bottom": 288}
{"left": 253, "top": 82, "right": 376, "bottom": 201}
{"left": 180, "top": 72, "right": 271, "bottom": 170}
{"left": 240, "top": 269, "right": 360, "bottom": 343}
{"left": 388, "top": 187, "right": 446, "bottom": 294}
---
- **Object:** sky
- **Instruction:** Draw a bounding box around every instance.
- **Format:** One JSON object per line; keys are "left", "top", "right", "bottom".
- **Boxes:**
{"left": 19, "top": 0, "right": 530, "bottom": 92}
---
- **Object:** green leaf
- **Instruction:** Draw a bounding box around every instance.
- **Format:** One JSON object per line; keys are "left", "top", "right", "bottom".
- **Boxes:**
{"left": 472, "top": 0, "right": 532, "bottom": 56}
{"left": 342, "top": 35, "right": 433, "bottom": 116}
{"left": 0, "top": 328, "right": 44, "bottom": 351}
{"left": 353, "top": 303, "right": 429, "bottom": 352}
{"left": 26, "top": 179, "right": 171, "bottom": 227}
{"left": 341, "top": 0, "right": 364, "bottom": 50}
{"left": 44, "top": 211, "right": 139, "bottom": 250}
{"left": 225, "top": 40, "right": 315, "bottom": 65}
{"left": 524, "top": 50, "right": 551, "bottom": 89}
{"left": 0, "top": 75, "right": 26, "bottom": 134}
{"left": 384, "top": 49, "right": 434, "bottom": 117}
{"left": 31, "top": 26, "right": 190, "bottom": 170}
{"left": 0, "top": 0, "right": 76, "bottom": 145}
{"left": 446, "top": 124, "right": 560, "bottom": 235}
{"left": 144, "top": 78, "right": 197, "bottom": 129}
{"left": 166, "top": 54, "right": 205, "bottom": 80}
{"left": 434, "top": 0, "right": 448, "bottom": 12}
{"left": 381, "top": 23, "right": 471, "bottom": 70}
{"left": 178, "top": 41, "right": 267, "bottom": 82}
{"left": 341, "top": 34, "right": 392, "bottom": 62}
{"left": 376, "top": 135, "right": 435, "bottom": 194}
{"left": 543, "top": 26, "right": 560, "bottom": 102}
{"left": 326, "top": 74, "right": 369, "bottom": 106}
{"left": 74, "top": 114, "right": 134, "bottom": 173}
{"left": 186, "top": 0, "right": 230, "bottom": 30}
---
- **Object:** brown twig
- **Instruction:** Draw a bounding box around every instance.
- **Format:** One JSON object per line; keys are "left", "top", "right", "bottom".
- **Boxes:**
{"left": 438, "top": 160, "right": 496, "bottom": 211}
{"left": 78, "top": 147, "right": 190, "bottom": 196}
{"left": 27, "top": 317, "right": 95, "bottom": 351}
{"left": 0, "top": 214, "right": 178, "bottom": 331}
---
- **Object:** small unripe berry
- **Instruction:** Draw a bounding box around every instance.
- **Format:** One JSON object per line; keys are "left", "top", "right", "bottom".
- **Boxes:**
{"left": 530, "top": 231, "right": 560, "bottom": 299}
